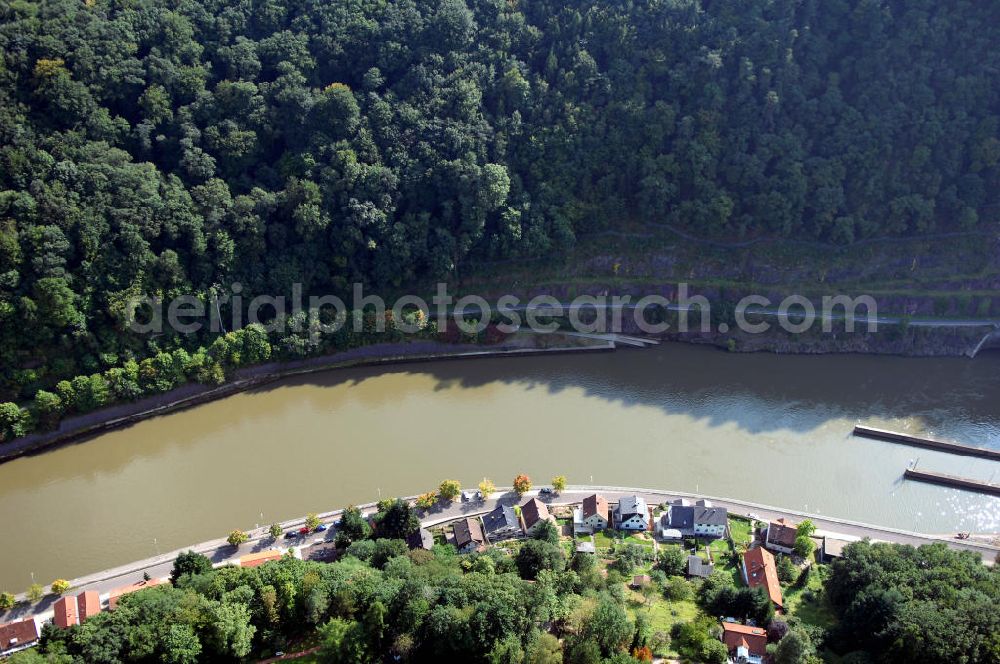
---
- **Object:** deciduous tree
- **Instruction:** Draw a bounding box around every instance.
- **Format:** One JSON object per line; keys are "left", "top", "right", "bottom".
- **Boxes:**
{"left": 438, "top": 480, "right": 461, "bottom": 501}
{"left": 513, "top": 474, "right": 532, "bottom": 496}
{"left": 226, "top": 530, "right": 249, "bottom": 547}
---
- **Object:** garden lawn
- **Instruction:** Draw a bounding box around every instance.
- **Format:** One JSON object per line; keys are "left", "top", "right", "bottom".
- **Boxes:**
{"left": 594, "top": 531, "right": 616, "bottom": 550}
{"left": 628, "top": 597, "right": 703, "bottom": 658}
{"left": 626, "top": 533, "right": 656, "bottom": 549}
{"left": 728, "top": 517, "right": 753, "bottom": 547}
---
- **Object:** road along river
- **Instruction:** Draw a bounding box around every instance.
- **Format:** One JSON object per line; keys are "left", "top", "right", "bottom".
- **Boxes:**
{"left": 0, "top": 343, "right": 998, "bottom": 590}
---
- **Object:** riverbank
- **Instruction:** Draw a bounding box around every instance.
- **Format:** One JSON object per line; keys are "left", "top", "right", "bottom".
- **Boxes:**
{"left": 3, "top": 485, "right": 996, "bottom": 624}
{"left": 5, "top": 288, "right": 998, "bottom": 463}
{"left": 0, "top": 335, "right": 613, "bottom": 464}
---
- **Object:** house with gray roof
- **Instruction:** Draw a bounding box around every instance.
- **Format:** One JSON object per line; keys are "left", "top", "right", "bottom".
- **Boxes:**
{"left": 661, "top": 499, "right": 728, "bottom": 539}
{"left": 482, "top": 504, "right": 521, "bottom": 541}
{"left": 614, "top": 494, "right": 649, "bottom": 531}
{"left": 687, "top": 555, "right": 714, "bottom": 578}
{"left": 406, "top": 527, "right": 434, "bottom": 551}
{"left": 692, "top": 502, "right": 728, "bottom": 537}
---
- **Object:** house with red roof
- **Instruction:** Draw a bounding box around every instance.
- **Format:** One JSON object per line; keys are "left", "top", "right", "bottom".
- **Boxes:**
{"left": 0, "top": 618, "right": 39, "bottom": 656}
{"left": 742, "top": 545, "right": 783, "bottom": 610}
{"left": 721, "top": 621, "right": 768, "bottom": 664}
{"left": 52, "top": 595, "right": 79, "bottom": 628}
{"left": 77, "top": 591, "right": 102, "bottom": 622}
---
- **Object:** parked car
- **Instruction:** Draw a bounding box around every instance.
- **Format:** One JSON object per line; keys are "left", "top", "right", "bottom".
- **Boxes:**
{"left": 298, "top": 526, "right": 311, "bottom": 535}
{"left": 284, "top": 531, "right": 298, "bottom": 540}
{"left": 539, "top": 487, "right": 554, "bottom": 495}
{"left": 314, "top": 524, "right": 328, "bottom": 532}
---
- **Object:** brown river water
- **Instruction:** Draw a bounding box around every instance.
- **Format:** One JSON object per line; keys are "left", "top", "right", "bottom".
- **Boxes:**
{"left": 1, "top": 343, "right": 999, "bottom": 590}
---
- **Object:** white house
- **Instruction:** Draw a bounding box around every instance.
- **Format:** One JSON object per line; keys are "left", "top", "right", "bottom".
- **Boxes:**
{"left": 661, "top": 498, "right": 728, "bottom": 539}
{"left": 692, "top": 501, "right": 728, "bottom": 538}
{"left": 573, "top": 494, "right": 610, "bottom": 534}
{"left": 614, "top": 495, "right": 649, "bottom": 531}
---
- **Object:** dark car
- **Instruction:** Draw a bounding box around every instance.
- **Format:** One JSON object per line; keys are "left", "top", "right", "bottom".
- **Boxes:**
{"left": 284, "top": 531, "right": 298, "bottom": 540}
{"left": 314, "top": 523, "right": 328, "bottom": 532}
{"left": 539, "top": 487, "right": 554, "bottom": 495}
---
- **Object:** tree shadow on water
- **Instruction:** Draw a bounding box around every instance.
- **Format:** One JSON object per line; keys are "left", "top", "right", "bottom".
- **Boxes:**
{"left": 251, "top": 344, "right": 1000, "bottom": 444}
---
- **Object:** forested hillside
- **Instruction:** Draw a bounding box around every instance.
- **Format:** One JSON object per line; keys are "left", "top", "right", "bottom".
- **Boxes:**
{"left": 1, "top": 0, "right": 999, "bottom": 409}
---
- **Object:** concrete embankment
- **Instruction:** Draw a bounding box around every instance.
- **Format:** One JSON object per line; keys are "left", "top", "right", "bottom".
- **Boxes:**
{"left": 904, "top": 469, "right": 1000, "bottom": 497}
{"left": 853, "top": 425, "right": 1000, "bottom": 461}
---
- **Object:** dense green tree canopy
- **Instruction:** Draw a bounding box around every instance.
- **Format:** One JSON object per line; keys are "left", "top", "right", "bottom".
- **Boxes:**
{"left": 1, "top": 0, "right": 999, "bottom": 420}
{"left": 826, "top": 541, "right": 1000, "bottom": 663}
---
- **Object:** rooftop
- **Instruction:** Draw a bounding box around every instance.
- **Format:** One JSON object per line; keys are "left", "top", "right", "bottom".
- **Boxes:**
{"left": 743, "top": 546, "right": 783, "bottom": 608}
{"left": 693, "top": 505, "right": 728, "bottom": 526}
{"left": 0, "top": 618, "right": 39, "bottom": 652}
{"left": 617, "top": 494, "right": 647, "bottom": 516}
{"left": 239, "top": 550, "right": 283, "bottom": 568}
{"left": 687, "top": 555, "right": 713, "bottom": 578}
{"left": 721, "top": 622, "right": 768, "bottom": 656}
{"left": 823, "top": 536, "right": 852, "bottom": 558}
{"left": 453, "top": 517, "right": 485, "bottom": 548}
{"left": 53, "top": 596, "right": 79, "bottom": 629}
{"left": 767, "top": 518, "right": 799, "bottom": 548}
{"left": 407, "top": 527, "right": 435, "bottom": 550}
{"left": 582, "top": 494, "right": 609, "bottom": 521}
{"left": 521, "top": 498, "right": 551, "bottom": 529}
{"left": 77, "top": 591, "right": 102, "bottom": 621}
{"left": 631, "top": 574, "right": 651, "bottom": 587}
{"left": 482, "top": 504, "right": 519, "bottom": 534}
{"left": 108, "top": 578, "right": 168, "bottom": 609}
{"left": 667, "top": 503, "right": 694, "bottom": 530}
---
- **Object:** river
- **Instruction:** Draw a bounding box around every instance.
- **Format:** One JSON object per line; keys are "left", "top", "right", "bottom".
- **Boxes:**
{"left": 1, "top": 344, "right": 999, "bottom": 590}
